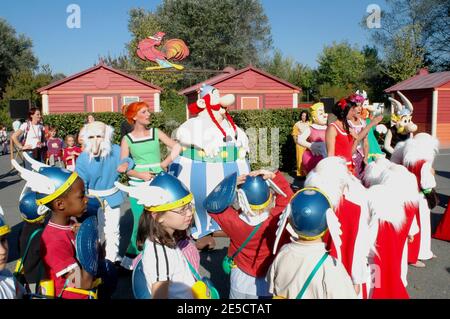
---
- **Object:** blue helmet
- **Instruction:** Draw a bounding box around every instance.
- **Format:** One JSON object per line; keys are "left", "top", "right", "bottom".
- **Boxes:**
{"left": 240, "top": 175, "right": 272, "bottom": 211}
{"left": 34, "top": 167, "right": 79, "bottom": 206}
{"left": 75, "top": 215, "right": 99, "bottom": 276}
{"left": 19, "top": 189, "right": 50, "bottom": 223}
{"left": 199, "top": 84, "right": 215, "bottom": 98}
{"left": 289, "top": 188, "right": 332, "bottom": 240}
{"left": 146, "top": 172, "right": 193, "bottom": 212}
{"left": 0, "top": 207, "right": 10, "bottom": 237}
{"left": 132, "top": 255, "right": 151, "bottom": 299}
{"left": 204, "top": 172, "right": 238, "bottom": 214}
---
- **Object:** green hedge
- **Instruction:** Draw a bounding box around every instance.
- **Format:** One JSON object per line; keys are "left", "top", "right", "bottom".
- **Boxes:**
{"left": 43, "top": 109, "right": 308, "bottom": 173}
{"left": 43, "top": 109, "right": 391, "bottom": 174}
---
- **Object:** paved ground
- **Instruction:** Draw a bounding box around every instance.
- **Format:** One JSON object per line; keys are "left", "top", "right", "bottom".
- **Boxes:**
{"left": 1, "top": 150, "right": 449, "bottom": 299}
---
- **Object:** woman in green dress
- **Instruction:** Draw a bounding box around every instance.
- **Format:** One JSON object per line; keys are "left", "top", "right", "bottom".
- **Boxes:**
{"left": 120, "top": 101, "right": 182, "bottom": 259}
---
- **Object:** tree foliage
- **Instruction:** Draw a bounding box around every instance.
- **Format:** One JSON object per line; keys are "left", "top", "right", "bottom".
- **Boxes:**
{"left": 0, "top": 18, "right": 38, "bottom": 95}
{"left": 0, "top": 65, "right": 65, "bottom": 114}
{"left": 364, "top": 0, "right": 449, "bottom": 72}
{"left": 261, "top": 50, "right": 315, "bottom": 101}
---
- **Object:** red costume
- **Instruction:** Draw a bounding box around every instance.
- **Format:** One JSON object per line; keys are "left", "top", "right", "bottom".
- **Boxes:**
{"left": 209, "top": 171, "right": 293, "bottom": 277}
{"left": 329, "top": 122, "right": 355, "bottom": 172}
{"left": 433, "top": 199, "right": 450, "bottom": 241}
{"left": 370, "top": 203, "right": 418, "bottom": 299}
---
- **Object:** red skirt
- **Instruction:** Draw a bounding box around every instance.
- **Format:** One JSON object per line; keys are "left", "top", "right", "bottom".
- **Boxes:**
{"left": 433, "top": 198, "right": 450, "bottom": 241}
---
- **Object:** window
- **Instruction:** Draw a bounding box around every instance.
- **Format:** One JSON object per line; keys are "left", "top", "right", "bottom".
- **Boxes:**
{"left": 92, "top": 97, "right": 113, "bottom": 112}
{"left": 241, "top": 97, "right": 259, "bottom": 110}
{"left": 123, "top": 96, "right": 140, "bottom": 105}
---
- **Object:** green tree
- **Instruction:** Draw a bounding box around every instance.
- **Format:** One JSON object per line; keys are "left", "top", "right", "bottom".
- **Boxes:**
{"left": 0, "top": 65, "right": 64, "bottom": 110}
{"left": 315, "top": 42, "right": 366, "bottom": 98}
{"left": 361, "top": 46, "right": 393, "bottom": 102}
{"left": 156, "top": 0, "right": 272, "bottom": 70}
{"left": 363, "top": 0, "right": 449, "bottom": 72}
{"left": 0, "top": 18, "right": 38, "bottom": 95}
{"left": 382, "top": 26, "right": 425, "bottom": 82}
{"left": 261, "top": 50, "right": 316, "bottom": 101}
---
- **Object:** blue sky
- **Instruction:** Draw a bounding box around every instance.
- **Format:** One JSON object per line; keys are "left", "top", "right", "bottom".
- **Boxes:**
{"left": 0, "top": 0, "right": 386, "bottom": 76}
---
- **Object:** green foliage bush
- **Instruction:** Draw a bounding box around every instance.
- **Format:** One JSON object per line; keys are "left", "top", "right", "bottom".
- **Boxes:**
{"left": 43, "top": 108, "right": 310, "bottom": 174}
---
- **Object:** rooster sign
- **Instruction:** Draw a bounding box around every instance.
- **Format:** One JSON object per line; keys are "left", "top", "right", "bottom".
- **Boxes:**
{"left": 136, "top": 31, "right": 189, "bottom": 70}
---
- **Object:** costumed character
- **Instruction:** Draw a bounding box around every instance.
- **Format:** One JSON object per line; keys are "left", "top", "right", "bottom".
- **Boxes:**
{"left": 362, "top": 101, "right": 387, "bottom": 163}
{"left": 204, "top": 169, "right": 292, "bottom": 299}
{"left": 169, "top": 84, "right": 250, "bottom": 247}
{"left": 10, "top": 161, "right": 112, "bottom": 299}
{"left": 433, "top": 198, "right": 450, "bottom": 241}
{"left": 292, "top": 110, "right": 311, "bottom": 177}
{"left": 115, "top": 172, "right": 219, "bottom": 299}
{"left": 384, "top": 91, "right": 417, "bottom": 155}
{"left": 304, "top": 157, "right": 371, "bottom": 298}
{"left": 268, "top": 188, "right": 357, "bottom": 299}
{"left": 1, "top": 206, "right": 26, "bottom": 299}
{"left": 75, "top": 121, "right": 134, "bottom": 265}
{"left": 348, "top": 91, "right": 369, "bottom": 178}
{"left": 15, "top": 188, "right": 50, "bottom": 293}
{"left": 401, "top": 133, "right": 439, "bottom": 266}
{"left": 120, "top": 101, "right": 182, "bottom": 259}
{"left": 363, "top": 159, "right": 420, "bottom": 299}
{"left": 298, "top": 103, "right": 328, "bottom": 174}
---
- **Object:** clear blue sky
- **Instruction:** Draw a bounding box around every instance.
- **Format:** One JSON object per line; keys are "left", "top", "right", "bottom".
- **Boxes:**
{"left": 0, "top": 0, "right": 387, "bottom": 76}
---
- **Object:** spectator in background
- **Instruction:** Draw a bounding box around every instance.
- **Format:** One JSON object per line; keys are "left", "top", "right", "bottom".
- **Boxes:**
{"left": 45, "top": 126, "right": 63, "bottom": 167}
{"left": 11, "top": 108, "right": 45, "bottom": 169}
{"left": 0, "top": 125, "right": 9, "bottom": 155}
{"left": 62, "top": 134, "right": 82, "bottom": 171}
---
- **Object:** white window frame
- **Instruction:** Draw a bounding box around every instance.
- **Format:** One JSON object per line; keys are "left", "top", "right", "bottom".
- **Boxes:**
{"left": 92, "top": 97, "right": 114, "bottom": 112}
{"left": 240, "top": 97, "right": 260, "bottom": 110}
{"left": 122, "top": 96, "right": 140, "bottom": 105}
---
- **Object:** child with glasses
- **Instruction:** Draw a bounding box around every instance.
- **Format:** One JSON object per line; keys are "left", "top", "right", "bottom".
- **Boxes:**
{"left": 117, "top": 172, "right": 203, "bottom": 299}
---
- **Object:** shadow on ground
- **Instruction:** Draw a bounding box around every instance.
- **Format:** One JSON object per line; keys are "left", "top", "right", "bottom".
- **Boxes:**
{"left": 436, "top": 170, "right": 450, "bottom": 180}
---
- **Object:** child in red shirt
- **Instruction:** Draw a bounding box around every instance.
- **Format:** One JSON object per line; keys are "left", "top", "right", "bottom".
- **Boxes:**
{"left": 205, "top": 169, "right": 293, "bottom": 299}
{"left": 62, "top": 135, "right": 81, "bottom": 171}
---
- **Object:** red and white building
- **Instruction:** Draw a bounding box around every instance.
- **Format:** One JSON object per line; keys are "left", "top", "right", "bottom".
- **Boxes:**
{"left": 37, "top": 62, "right": 162, "bottom": 114}
{"left": 179, "top": 65, "right": 302, "bottom": 112}
{"left": 385, "top": 69, "right": 450, "bottom": 146}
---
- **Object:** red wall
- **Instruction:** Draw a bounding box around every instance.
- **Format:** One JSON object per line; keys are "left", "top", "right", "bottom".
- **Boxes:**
{"left": 184, "top": 69, "right": 298, "bottom": 110}
{"left": 437, "top": 90, "right": 450, "bottom": 145}
{"left": 45, "top": 67, "right": 159, "bottom": 114}
{"left": 48, "top": 93, "right": 156, "bottom": 114}
{"left": 49, "top": 68, "right": 159, "bottom": 92}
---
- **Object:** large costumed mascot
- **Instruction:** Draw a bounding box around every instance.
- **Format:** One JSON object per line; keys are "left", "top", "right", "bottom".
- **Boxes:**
{"left": 400, "top": 133, "right": 439, "bottom": 266}
{"left": 75, "top": 121, "right": 133, "bottom": 265}
{"left": 304, "top": 157, "right": 371, "bottom": 299}
{"left": 363, "top": 159, "right": 420, "bottom": 299}
{"left": 298, "top": 103, "right": 328, "bottom": 174}
{"left": 384, "top": 91, "right": 417, "bottom": 155}
{"left": 169, "top": 84, "right": 250, "bottom": 247}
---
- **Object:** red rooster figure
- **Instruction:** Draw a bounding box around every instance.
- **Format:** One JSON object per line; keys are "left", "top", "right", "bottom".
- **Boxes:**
{"left": 136, "top": 31, "right": 189, "bottom": 70}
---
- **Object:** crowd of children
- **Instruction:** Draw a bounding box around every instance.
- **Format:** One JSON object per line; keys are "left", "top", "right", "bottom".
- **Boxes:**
{"left": 0, "top": 91, "right": 448, "bottom": 300}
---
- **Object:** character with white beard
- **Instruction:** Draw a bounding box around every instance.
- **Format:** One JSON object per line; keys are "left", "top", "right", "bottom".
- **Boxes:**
{"left": 76, "top": 121, "right": 133, "bottom": 265}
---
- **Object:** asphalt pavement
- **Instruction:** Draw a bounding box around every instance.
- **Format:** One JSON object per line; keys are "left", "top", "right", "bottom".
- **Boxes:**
{"left": 1, "top": 149, "right": 449, "bottom": 299}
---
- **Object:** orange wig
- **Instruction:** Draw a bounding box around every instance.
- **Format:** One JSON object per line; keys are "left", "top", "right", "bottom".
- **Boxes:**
{"left": 122, "top": 101, "right": 149, "bottom": 124}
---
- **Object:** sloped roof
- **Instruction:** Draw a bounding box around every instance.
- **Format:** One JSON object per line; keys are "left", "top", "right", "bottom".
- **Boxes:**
{"left": 385, "top": 71, "right": 450, "bottom": 92}
{"left": 37, "top": 62, "right": 163, "bottom": 92}
{"left": 179, "top": 65, "right": 301, "bottom": 95}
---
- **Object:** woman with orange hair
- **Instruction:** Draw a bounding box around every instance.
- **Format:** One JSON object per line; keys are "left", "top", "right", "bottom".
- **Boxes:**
{"left": 120, "top": 101, "right": 182, "bottom": 261}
